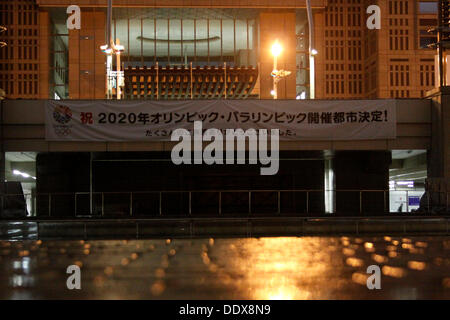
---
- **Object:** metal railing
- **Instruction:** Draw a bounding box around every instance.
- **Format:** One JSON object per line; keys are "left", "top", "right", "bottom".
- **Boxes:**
{"left": 75, "top": 189, "right": 387, "bottom": 216}
{"left": 1, "top": 189, "right": 448, "bottom": 218}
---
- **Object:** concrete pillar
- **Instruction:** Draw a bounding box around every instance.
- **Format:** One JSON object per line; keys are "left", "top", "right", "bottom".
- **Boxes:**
{"left": 31, "top": 187, "right": 36, "bottom": 216}
{"left": 427, "top": 86, "right": 450, "bottom": 211}
{"left": 429, "top": 86, "right": 450, "bottom": 179}
{"left": 0, "top": 100, "right": 4, "bottom": 183}
{"left": 0, "top": 152, "right": 4, "bottom": 183}
{"left": 334, "top": 151, "right": 390, "bottom": 214}
{"left": 314, "top": 11, "right": 325, "bottom": 98}
{"left": 324, "top": 151, "right": 335, "bottom": 214}
{"left": 259, "top": 12, "right": 297, "bottom": 99}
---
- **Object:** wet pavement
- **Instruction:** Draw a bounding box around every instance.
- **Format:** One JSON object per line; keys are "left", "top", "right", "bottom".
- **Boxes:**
{"left": 0, "top": 236, "right": 449, "bottom": 299}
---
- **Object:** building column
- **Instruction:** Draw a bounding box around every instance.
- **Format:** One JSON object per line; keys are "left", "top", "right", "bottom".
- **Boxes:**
{"left": 427, "top": 86, "right": 450, "bottom": 210}
{"left": 375, "top": 0, "right": 390, "bottom": 98}
{"left": 69, "top": 10, "right": 106, "bottom": 99}
{"left": 0, "top": 100, "right": 4, "bottom": 183}
{"left": 314, "top": 11, "right": 324, "bottom": 98}
{"left": 429, "top": 86, "right": 450, "bottom": 179}
{"left": 39, "top": 11, "right": 51, "bottom": 99}
{"left": 324, "top": 151, "right": 335, "bottom": 214}
{"left": 0, "top": 153, "right": 4, "bottom": 183}
{"left": 334, "top": 151, "right": 390, "bottom": 214}
{"left": 259, "top": 12, "right": 297, "bottom": 99}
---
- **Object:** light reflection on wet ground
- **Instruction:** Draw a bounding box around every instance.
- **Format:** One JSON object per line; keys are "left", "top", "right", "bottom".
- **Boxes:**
{"left": 0, "top": 236, "right": 449, "bottom": 299}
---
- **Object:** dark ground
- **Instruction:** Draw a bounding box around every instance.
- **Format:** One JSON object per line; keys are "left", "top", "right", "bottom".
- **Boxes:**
{"left": 0, "top": 236, "right": 449, "bottom": 299}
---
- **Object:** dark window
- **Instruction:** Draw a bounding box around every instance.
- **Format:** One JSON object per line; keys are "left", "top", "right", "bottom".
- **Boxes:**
{"left": 419, "top": 2, "right": 438, "bottom": 14}
{"left": 420, "top": 37, "right": 437, "bottom": 48}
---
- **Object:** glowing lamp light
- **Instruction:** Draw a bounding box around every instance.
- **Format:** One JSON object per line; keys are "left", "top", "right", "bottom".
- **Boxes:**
{"left": 396, "top": 181, "right": 414, "bottom": 188}
{"left": 114, "top": 44, "right": 125, "bottom": 54}
{"left": 13, "top": 169, "right": 36, "bottom": 180}
{"left": 296, "top": 92, "right": 306, "bottom": 100}
{"left": 100, "top": 45, "right": 112, "bottom": 54}
{"left": 271, "top": 41, "right": 282, "bottom": 57}
{"left": 270, "top": 90, "right": 276, "bottom": 96}
{"left": 311, "top": 48, "right": 318, "bottom": 55}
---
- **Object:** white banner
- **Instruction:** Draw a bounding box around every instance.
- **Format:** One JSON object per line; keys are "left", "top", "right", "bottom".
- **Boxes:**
{"left": 45, "top": 99, "right": 396, "bottom": 141}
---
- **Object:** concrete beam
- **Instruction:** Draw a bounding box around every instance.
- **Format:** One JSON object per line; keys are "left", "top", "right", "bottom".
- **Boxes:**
{"left": 1, "top": 99, "right": 432, "bottom": 152}
{"left": 35, "top": 0, "right": 328, "bottom": 9}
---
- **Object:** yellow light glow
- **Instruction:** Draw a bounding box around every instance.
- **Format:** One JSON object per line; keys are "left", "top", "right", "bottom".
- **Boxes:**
{"left": 352, "top": 272, "right": 369, "bottom": 286}
{"left": 372, "top": 254, "right": 388, "bottom": 264}
{"left": 342, "top": 248, "right": 355, "bottom": 256}
{"left": 271, "top": 41, "right": 282, "bottom": 57}
{"left": 346, "top": 257, "right": 364, "bottom": 267}
{"left": 388, "top": 251, "right": 398, "bottom": 258}
{"left": 364, "top": 242, "right": 374, "bottom": 249}
{"left": 382, "top": 265, "right": 407, "bottom": 278}
{"left": 218, "top": 237, "right": 330, "bottom": 300}
{"left": 407, "top": 260, "right": 426, "bottom": 271}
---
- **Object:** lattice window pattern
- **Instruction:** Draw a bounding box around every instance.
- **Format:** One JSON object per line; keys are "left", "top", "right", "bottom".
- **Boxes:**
{"left": 0, "top": 0, "right": 40, "bottom": 99}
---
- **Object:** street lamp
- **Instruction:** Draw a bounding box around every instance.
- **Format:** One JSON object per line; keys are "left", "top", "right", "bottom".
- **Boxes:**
{"left": 100, "top": 0, "right": 125, "bottom": 100}
{"left": 101, "top": 41, "right": 125, "bottom": 100}
{"left": 271, "top": 41, "right": 282, "bottom": 66}
{"left": 114, "top": 40, "right": 125, "bottom": 100}
{"left": 306, "top": 0, "right": 316, "bottom": 99}
{"left": 270, "top": 40, "right": 291, "bottom": 99}
{"left": 0, "top": 26, "right": 6, "bottom": 48}
{"left": 271, "top": 41, "right": 281, "bottom": 99}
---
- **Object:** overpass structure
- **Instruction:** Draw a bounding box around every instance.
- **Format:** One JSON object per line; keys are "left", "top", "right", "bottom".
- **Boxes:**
{"left": 1, "top": 89, "right": 449, "bottom": 218}
{"left": 1, "top": 98, "right": 431, "bottom": 152}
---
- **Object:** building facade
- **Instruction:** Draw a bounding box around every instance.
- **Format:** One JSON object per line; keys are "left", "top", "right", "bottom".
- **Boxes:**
{"left": 1, "top": 1, "right": 448, "bottom": 218}
{"left": 0, "top": 0, "right": 441, "bottom": 100}
{"left": 315, "top": 0, "right": 439, "bottom": 99}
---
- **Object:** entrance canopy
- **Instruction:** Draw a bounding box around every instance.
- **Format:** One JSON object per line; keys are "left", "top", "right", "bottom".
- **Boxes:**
{"left": 124, "top": 65, "right": 259, "bottom": 100}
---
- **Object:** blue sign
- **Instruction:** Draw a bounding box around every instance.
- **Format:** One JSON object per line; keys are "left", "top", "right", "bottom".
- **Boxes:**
{"left": 408, "top": 196, "right": 420, "bottom": 206}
